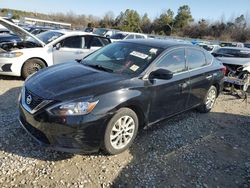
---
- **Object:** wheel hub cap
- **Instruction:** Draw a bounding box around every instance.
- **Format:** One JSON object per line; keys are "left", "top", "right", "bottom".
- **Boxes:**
{"left": 110, "top": 115, "right": 135, "bottom": 150}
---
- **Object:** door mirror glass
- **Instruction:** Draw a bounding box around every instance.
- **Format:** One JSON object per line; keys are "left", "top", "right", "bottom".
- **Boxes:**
{"left": 149, "top": 69, "right": 173, "bottom": 80}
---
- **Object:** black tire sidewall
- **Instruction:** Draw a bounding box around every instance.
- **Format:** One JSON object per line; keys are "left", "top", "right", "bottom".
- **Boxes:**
{"left": 22, "top": 59, "right": 46, "bottom": 79}
{"left": 103, "top": 108, "right": 139, "bottom": 155}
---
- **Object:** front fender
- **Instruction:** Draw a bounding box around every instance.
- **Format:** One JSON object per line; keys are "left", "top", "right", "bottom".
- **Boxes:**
{"left": 93, "top": 88, "right": 150, "bottom": 124}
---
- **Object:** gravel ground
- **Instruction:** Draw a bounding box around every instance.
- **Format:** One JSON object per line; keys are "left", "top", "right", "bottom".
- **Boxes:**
{"left": 0, "top": 76, "right": 250, "bottom": 188}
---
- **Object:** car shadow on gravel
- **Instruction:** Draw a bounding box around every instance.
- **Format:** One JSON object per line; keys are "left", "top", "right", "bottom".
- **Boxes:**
{"left": 112, "top": 111, "right": 250, "bottom": 187}
{"left": 0, "top": 87, "right": 74, "bottom": 161}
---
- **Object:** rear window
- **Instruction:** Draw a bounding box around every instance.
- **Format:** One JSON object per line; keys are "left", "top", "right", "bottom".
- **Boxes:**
{"left": 187, "top": 49, "right": 207, "bottom": 69}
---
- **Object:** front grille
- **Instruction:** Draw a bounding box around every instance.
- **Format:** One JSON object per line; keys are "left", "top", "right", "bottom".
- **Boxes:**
{"left": 25, "top": 89, "right": 43, "bottom": 110}
{"left": 20, "top": 116, "right": 50, "bottom": 144}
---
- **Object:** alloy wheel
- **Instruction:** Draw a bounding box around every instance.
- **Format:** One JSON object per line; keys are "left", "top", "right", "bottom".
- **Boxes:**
{"left": 205, "top": 89, "right": 216, "bottom": 109}
{"left": 110, "top": 115, "right": 135, "bottom": 150}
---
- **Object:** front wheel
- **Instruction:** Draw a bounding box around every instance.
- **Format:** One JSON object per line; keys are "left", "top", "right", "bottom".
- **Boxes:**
{"left": 102, "top": 108, "right": 139, "bottom": 155}
{"left": 22, "top": 59, "right": 46, "bottom": 79}
{"left": 197, "top": 85, "right": 217, "bottom": 113}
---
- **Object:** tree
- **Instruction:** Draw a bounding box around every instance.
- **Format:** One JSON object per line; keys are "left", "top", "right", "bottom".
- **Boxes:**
{"left": 153, "top": 9, "right": 174, "bottom": 35}
{"left": 114, "top": 9, "right": 141, "bottom": 32}
{"left": 100, "top": 11, "right": 115, "bottom": 28}
{"left": 140, "top": 13, "right": 151, "bottom": 33}
{"left": 174, "top": 5, "right": 193, "bottom": 30}
{"left": 235, "top": 14, "right": 246, "bottom": 29}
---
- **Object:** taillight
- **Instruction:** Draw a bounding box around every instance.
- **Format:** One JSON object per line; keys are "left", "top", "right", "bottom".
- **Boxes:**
{"left": 221, "top": 66, "right": 227, "bottom": 75}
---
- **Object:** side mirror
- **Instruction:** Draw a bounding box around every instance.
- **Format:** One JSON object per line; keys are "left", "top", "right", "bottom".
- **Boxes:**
{"left": 149, "top": 69, "right": 173, "bottom": 80}
{"left": 55, "top": 43, "right": 61, "bottom": 50}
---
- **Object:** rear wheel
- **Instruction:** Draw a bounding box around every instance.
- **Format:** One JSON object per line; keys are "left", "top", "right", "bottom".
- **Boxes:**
{"left": 197, "top": 85, "right": 217, "bottom": 113}
{"left": 22, "top": 59, "right": 46, "bottom": 79}
{"left": 102, "top": 108, "right": 138, "bottom": 155}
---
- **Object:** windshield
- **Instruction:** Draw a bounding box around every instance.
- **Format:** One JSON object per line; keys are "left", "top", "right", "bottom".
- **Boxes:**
{"left": 93, "top": 28, "right": 107, "bottom": 36}
{"left": 110, "top": 33, "right": 127, "bottom": 40}
{"left": 81, "top": 42, "right": 163, "bottom": 75}
{"left": 26, "top": 31, "right": 64, "bottom": 44}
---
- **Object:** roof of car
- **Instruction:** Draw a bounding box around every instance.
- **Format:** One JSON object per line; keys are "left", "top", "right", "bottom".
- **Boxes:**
{"left": 219, "top": 47, "right": 250, "bottom": 51}
{"left": 47, "top": 29, "right": 99, "bottom": 36}
{"left": 120, "top": 39, "right": 193, "bottom": 49}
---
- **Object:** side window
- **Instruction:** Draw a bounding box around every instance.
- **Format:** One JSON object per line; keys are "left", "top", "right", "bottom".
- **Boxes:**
{"left": 90, "top": 37, "right": 103, "bottom": 47}
{"left": 100, "top": 38, "right": 110, "bottom": 45}
{"left": 157, "top": 49, "right": 186, "bottom": 73}
{"left": 61, "top": 36, "right": 82, "bottom": 48}
{"left": 126, "top": 34, "right": 134, "bottom": 39}
{"left": 186, "top": 49, "right": 207, "bottom": 70}
{"left": 205, "top": 52, "right": 213, "bottom": 65}
{"left": 135, "top": 35, "right": 144, "bottom": 39}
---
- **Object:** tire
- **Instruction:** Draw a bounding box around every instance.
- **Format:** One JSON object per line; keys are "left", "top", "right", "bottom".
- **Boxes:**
{"left": 22, "top": 59, "right": 46, "bottom": 79}
{"left": 102, "top": 108, "right": 139, "bottom": 155}
{"left": 197, "top": 85, "right": 217, "bottom": 113}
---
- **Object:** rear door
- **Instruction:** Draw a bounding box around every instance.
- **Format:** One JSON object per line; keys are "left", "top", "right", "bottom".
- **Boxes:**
{"left": 148, "top": 48, "right": 191, "bottom": 123}
{"left": 85, "top": 36, "right": 110, "bottom": 55}
{"left": 186, "top": 48, "right": 213, "bottom": 107}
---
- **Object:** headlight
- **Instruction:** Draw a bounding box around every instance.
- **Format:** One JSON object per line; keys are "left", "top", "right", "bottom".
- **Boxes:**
{"left": 48, "top": 100, "right": 99, "bottom": 116}
{"left": 0, "top": 52, "right": 23, "bottom": 58}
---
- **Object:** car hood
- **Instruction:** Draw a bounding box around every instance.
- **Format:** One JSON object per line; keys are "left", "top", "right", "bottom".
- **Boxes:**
{"left": 0, "top": 18, "right": 45, "bottom": 46}
{"left": 25, "top": 62, "right": 129, "bottom": 101}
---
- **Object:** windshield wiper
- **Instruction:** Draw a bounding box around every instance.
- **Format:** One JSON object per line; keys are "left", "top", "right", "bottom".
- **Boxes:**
{"left": 84, "top": 64, "right": 114, "bottom": 73}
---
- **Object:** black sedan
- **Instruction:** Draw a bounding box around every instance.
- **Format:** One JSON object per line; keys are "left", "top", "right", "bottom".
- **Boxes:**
{"left": 19, "top": 39, "right": 225, "bottom": 155}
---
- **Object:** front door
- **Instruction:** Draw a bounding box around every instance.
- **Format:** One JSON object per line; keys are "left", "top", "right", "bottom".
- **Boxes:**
{"left": 148, "top": 48, "right": 191, "bottom": 123}
{"left": 53, "top": 36, "right": 89, "bottom": 64}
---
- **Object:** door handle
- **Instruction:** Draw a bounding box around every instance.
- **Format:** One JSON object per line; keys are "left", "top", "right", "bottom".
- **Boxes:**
{"left": 206, "top": 75, "right": 213, "bottom": 80}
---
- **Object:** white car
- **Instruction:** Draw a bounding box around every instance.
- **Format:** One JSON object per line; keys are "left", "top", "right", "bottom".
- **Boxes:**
{"left": 198, "top": 43, "right": 221, "bottom": 53}
{"left": 0, "top": 18, "right": 111, "bottom": 78}
{"left": 110, "top": 32, "right": 148, "bottom": 42}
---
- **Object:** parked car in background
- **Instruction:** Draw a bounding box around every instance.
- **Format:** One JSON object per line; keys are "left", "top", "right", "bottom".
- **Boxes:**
{"left": 0, "top": 28, "right": 10, "bottom": 34}
{"left": 110, "top": 32, "right": 148, "bottom": 42}
{"left": 220, "top": 42, "right": 244, "bottom": 48}
{"left": 84, "top": 27, "right": 94, "bottom": 33}
{"left": 0, "top": 33, "right": 22, "bottom": 44}
{"left": 28, "top": 26, "right": 52, "bottom": 35}
{"left": 93, "top": 28, "right": 119, "bottom": 38}
{"left": 244, "top": 43, "right": 250, "bottom": 48}
{"left": 212, "top": 47, "right": 250, "bottom": 91}
{"left": 0, "top": 18, "right": 111, "bottom": 79}
{"left": 19, "top": 39, "right": 225, "bottom": 155}
{"left": 198, "top": 43, "right": 220, "bottom": 53}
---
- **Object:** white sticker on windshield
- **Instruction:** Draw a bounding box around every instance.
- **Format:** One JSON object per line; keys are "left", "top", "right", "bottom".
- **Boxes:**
{"left": 130, "top": 65, "right": 139, "bottom": 72}
{"left": 149, "top": 48, "right": 158, "bottom": 54}
{"left": 130, "top": 51, "right": 148, "bottom": 59}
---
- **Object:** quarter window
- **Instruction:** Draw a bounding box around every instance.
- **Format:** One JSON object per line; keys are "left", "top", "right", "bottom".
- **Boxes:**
{"left": 186, "top": 49, "right": 207, "bottom": 69}
{"left": 157, "top": 49, "right": 186, "bottom": 73}
{"left": 126, "top": 34, "right": 135, "bottom": 39}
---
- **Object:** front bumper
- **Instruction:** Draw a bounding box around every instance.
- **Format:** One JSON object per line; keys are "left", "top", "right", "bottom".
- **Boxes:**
{"left": 0, "top": 58, "right": 22, "bottom": 76}
{"left": 19, "top": 103, "right": 110, "bottom": 154}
